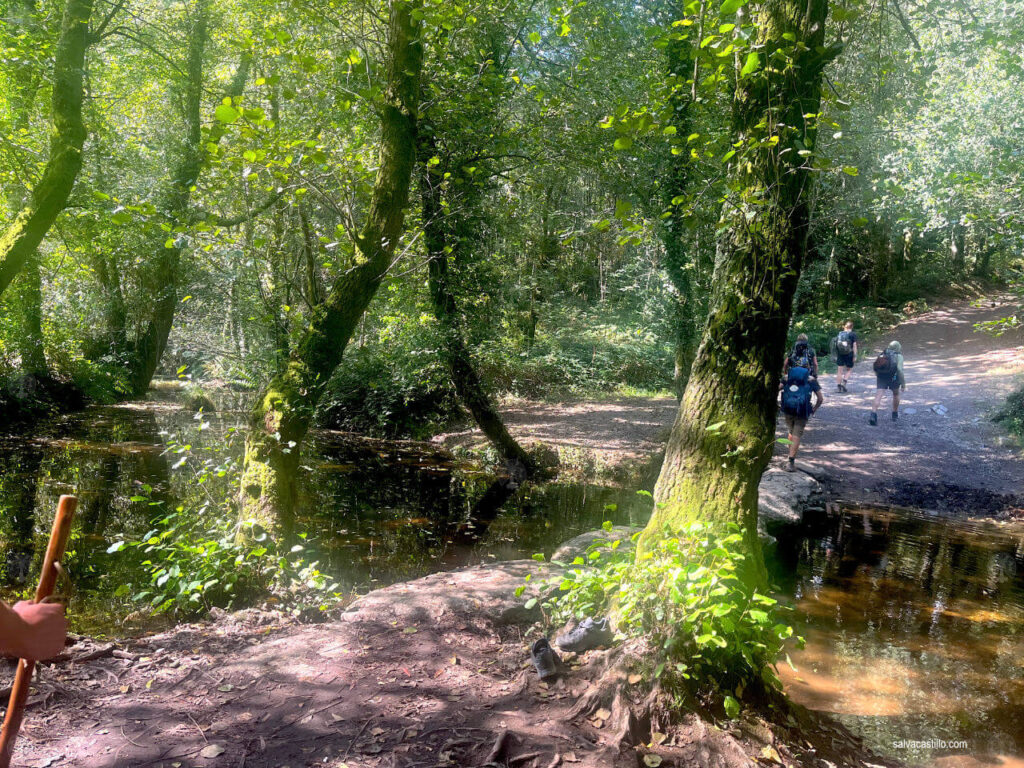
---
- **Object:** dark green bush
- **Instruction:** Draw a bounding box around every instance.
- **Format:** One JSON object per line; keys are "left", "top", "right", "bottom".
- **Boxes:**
{"left": 995, "top": 384, "right": 1024, "bottom": 440}
{"left": 317, "top": 347, "right": 460, "bottom": 439}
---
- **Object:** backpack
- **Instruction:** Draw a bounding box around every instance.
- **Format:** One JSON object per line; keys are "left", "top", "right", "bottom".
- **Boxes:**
{"left": 836, "top": 331, "right": 853, "bottom": 355}
{"left": 873, "top": 349, "right": 898, "bottom": 378}
{"left": 781, "top": 366, "right": 813, "bottom": 419}
{"left": 789, "top": 343, "right": 814, "bottom": 372}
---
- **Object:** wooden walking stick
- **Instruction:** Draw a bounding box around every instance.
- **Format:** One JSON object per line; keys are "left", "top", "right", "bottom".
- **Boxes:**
{"left": 0, "top": 495, "right": 77, "bottom": 768}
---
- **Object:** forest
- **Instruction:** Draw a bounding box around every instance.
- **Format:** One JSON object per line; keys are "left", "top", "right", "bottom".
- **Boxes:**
{"left": 1, "top": 0, "right": 1023, "bottom": 764}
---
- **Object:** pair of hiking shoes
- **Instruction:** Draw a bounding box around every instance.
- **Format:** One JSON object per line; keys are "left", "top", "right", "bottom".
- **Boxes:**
{"left": 837, "top": 382, "right": 850, "bottom": 392}
{"left": 530, "top": 617, "right": 613, "bottom": 681}
{"left": 868, "top": 411, "right": 898, "bottom": 426}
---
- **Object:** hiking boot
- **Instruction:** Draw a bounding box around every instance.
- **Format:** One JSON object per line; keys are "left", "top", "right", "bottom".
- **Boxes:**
{"left": 531, "top": 638, "right": 560, "bottom": 681}
{"left": 786, "top": 457, "right": 796, "bottom": 472}
{"left": 555, "top": 617, "right": 613, "bottom": 653}
{"left": 892, "top": 411, "right": 899, "bottom": 422}
{"left": 837, "top": 384, "right": 845, "bottom": 393}
{"left": 869, "top": 412, "right": 877, "bottom": 426}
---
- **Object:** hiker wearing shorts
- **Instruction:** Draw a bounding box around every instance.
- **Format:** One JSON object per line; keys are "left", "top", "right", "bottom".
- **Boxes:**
{"left": 780, "top": 365, "right": 824, "bottom": 472}
{"left": 869, "top": 340, "right": 905, "bottom": 425}
{"left": 784, "top": 334, "right": 819, "bottom": 379}
{"left": 834, "top": 320, "right": 858, "bottom": 392}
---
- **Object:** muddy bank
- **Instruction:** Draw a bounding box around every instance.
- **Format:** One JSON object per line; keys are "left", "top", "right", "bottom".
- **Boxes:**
{"left": 6, "top": 551, "right": 892, "bottom": 768}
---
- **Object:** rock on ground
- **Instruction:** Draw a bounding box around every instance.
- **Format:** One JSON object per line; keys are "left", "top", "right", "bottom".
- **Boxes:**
{"left": 758, "top": 468, "right": 825, "bottom": 527}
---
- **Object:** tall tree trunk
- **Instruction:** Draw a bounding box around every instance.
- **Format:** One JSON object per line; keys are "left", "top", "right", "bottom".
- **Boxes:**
{"left": 639, "top": 0, "right": 840, "bottom": 584}
{"left": 16, "top": 256, "right": 48, "bottom": 377}
{"left": 973, "top": 233, "right": 992, "bottom": 277}
{"left": 238, "top": 0, "right": 423, "bottom": 539}
{"left": 125, "top": 10, "right": 251, "bottom": 396}
{"left": 5, "top": 0, "right": 50, "bottom": 379}
{"left": 0, "top": 0, "right": 94, "bottom": 298}
{"left": 126, "top": 0, "right": 209, "bottom": 394}
{"left": 419, "top": 136, "right": 535, "bottom": 475}
{"left": 661, "top": 0, "right": 699, "bottom": 400}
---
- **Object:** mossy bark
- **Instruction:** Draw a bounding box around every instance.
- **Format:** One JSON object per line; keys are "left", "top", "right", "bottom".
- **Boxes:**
{"left": 660, "top": 6, "right": 699, "bottom": 399}
{"left": 16, "top": 256, "right": 48, "bottom": 377}
{"left": 0, "top": 0, "right": 93, "bottom": 299}
{"left": 238, "top": 0, "right": 423, "bottom": 539}
{"left": 419, "top": 135, "right": 535, "bottom": 475}
{"left": 639, "top": 0, "right": 839, "bottom": 583}
{"left": 6, "top": 0, "right": 49, "bottom": 378}
{"left": 124, "top": 0, "right": 232, "bottom": 396}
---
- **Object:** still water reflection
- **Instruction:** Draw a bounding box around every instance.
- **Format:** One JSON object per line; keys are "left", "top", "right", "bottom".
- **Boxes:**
{"left": 774, "top": 505, "right": 1024, "bottom": 767}
{"left": 0, "top": 394, "right": 649, "bottom": 630}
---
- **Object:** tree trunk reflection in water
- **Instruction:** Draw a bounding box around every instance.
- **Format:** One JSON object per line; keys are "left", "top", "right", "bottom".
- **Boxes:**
{"left": 0, "top": 447, "right": 42, "bottom": 584}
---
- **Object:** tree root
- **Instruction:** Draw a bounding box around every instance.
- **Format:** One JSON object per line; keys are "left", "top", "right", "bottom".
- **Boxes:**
{"left": 565, "top": 643, "right": 660, "bottom": 751}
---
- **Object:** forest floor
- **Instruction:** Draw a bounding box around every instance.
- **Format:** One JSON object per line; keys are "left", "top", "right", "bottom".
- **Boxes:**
{"left": 440, "top": 296, "right": 1024, "bottom": 514}
{"left": 7, "top": 562, "right": 891, "bottom": 768}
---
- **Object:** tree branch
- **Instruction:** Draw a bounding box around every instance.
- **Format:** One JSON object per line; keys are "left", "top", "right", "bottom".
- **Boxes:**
{"left": 190, "top": 190, "right": 284, "bottom": 227}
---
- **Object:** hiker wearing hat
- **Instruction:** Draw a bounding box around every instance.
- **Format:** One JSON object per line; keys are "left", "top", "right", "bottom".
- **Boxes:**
{"left": 869, "top": 340, "right": 905, "bottom": 425}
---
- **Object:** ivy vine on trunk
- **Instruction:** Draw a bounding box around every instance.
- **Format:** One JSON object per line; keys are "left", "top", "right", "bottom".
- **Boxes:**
{"left": 639, "top": 0, "right": 842, "bottom": 584}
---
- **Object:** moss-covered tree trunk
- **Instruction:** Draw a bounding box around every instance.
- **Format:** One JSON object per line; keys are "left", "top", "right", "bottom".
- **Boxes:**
{"left": 639, "top": 0, "right": 839, "bottom": 583}
{"left": 0, "top": 0, "right": 93, "bottom": 299}
{"left": 5, "top": 0, "right": 49, "bottom": 379}
{"left": 661, "top": 2, "right": 700, "bottom": 400}
{"left": 419, "top": 136, "right": 535, "bottom": 475}
{"left": 124, "top": 0, "right": 232, "bottom": 396}
{"left": 238, "top": 0, "right": 423, "bottom": 539}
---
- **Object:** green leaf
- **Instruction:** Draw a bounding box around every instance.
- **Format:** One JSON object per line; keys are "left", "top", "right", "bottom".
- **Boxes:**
{"left": 524, "top": 597, "right": 538, "bottom": 610}
{"left": 528, "top": 31, "right": 541, "bottom": 44}
{"left": 214, "top": 104, "right": 240, "bottom": 124}
{"left": 720, "top": 0, "right": 745, "bottom": 14}
{"left": 740, "top": 52, "right": 760, "bottom": 77}
{"left": 842, "top": 165, "right": 859, "bottom": 176}
{"left": 613, "top": 136, "right": 633, "bottom": 151}
{"left": 723, "top": 695, "right": 740, "bottom": 718}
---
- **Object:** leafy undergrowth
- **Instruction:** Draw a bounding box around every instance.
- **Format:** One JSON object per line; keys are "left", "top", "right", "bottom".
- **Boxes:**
{"left": 104, "top": 416, "right": 340, "bottom": 621}
{"left": 524, "top": 519, "right": 800, "bottom": 716}
{"left": 995, "top": 383, "right": 1024, "bottom": 441}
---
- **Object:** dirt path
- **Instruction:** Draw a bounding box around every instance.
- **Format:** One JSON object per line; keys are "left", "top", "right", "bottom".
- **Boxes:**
{"left": 436, "top": 397, "right": 679, "bottom": 470}
{"left": 791, "top": 297, "right": 1024, "bottom": 511}
{"left": 442, "top": 297, "right": 1024, "bottom": 512}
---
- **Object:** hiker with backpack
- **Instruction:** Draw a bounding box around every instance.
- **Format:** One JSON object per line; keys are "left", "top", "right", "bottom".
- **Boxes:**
{"left": 870, "top": 340, "right": 906, "bottom": 425}
{"left": 833, "top": 320, "right": 858, "bottom": 392}
{"left": 783, "top": 334, "right": 819, "bottom": 379}
{"left": 780, "top": 363, "right": 824, "bottom": 472}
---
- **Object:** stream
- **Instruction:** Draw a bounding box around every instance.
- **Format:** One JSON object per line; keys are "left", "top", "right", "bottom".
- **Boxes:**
{"left": 1, "top": 391, "right": 1022, "bottom": 766}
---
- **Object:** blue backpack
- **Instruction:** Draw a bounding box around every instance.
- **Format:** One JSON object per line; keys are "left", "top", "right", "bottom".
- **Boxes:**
{"left": 781, "top": 366, "right": 813, "bottom": 418}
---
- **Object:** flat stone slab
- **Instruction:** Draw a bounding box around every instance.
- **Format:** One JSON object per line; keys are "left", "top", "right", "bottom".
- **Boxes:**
{"left": 758, "top": 467, "right": 824, "bottom": 526}
{"left": 551, "top": 525, "right": 640, "bottom": 562}
{"left": 341, "top": 559, "right": 552, "bottom": 626}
